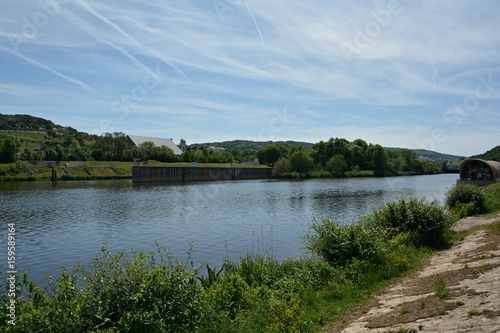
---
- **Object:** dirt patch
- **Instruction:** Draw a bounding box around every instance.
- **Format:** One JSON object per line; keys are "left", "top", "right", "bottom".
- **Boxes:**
{"left": 323, "top": 216, "right": 500, "bottom": 333}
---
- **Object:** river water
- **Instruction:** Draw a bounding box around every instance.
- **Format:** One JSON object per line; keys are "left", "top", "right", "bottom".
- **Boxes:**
{"left": 1, "top": 174, "right": 457, "bottom": 283}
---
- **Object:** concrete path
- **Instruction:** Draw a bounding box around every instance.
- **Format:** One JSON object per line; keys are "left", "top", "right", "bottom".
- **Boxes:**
{"left": 323, "top": 215, "right": 500, "bottom": 333}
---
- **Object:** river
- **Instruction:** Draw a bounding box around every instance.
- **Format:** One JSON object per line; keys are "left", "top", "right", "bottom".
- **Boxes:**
{"left": 0, "top": 173, "right": 457, "bottom": 284}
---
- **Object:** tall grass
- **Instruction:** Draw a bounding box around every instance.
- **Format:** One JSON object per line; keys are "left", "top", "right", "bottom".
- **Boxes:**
{"left": 483, "top": 183, "right": 500, "bottom": 213}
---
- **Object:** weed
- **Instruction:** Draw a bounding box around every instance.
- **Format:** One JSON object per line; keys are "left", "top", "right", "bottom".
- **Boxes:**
{"left": 446, "top": 301, "right": 465, "bottom": 311}
{"left": 468, "top": 308, "right": 482, "bottom": 317}
{"left": 400, "top": 307, "right": 410, "bottom": 315}
{"left": 473, "top": 268, "right": 485, "bottom": 275}
{"left": 435, "top": 277, "right": 448, "bottom": 299}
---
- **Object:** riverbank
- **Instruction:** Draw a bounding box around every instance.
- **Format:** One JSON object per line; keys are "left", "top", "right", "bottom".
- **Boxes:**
{"left": 0, "top": 161, "right": 270, "bottom": 181}
{"left": 323, "top": 215, "right": 500, "bottom": 333}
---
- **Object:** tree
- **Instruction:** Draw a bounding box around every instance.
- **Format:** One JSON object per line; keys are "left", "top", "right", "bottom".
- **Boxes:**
{"left": 139, "top": 141, "right": 155, "bottom": 160}
{"left": 289, "top": 150, "right": 313, "bottom": 173}
{"left": 0, "top": 136, "right": 17, "bottom": 163}
{"left": 312, "top": 140, "right": 328, "bottom": 167}
{"left": 327, "top": 154, "right": 348, "bottom": 176}
{"left": 273, "top": 157, "right": 291, "bottom": 176}
{"left": 371, "top": 144, "right": 387, "bottom": 176}
{"left": 257, "top": 144, "right": 281, "bottom": 165}
{"left": 112, "top": 132, "right": 128, "bottom": 161}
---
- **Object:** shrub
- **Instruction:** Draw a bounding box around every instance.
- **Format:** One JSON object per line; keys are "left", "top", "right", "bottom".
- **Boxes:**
{"left": 303, "top": 218, "right": 386, "bottom": 267}
{"left": 9, "top": 245, "right": 203, "bottom": 333}
{"left": 483, "top": 183, "right": 500, "bottom": 213}
{"left": 453, "top": 202, "right": 481, "bottom": 218}
{"left": 366, "top": 198, "right": 452, "bottom": 248}
{"left": 446, "top": 184, "right": 485, "bottom": 214}
{"left": 277, "top": 171, "right": 301, "bottom": 179}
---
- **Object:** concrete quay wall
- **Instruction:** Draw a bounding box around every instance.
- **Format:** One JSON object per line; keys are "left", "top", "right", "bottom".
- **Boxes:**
{"left": 132, "top": 166, "right": 272, "bottom": 182}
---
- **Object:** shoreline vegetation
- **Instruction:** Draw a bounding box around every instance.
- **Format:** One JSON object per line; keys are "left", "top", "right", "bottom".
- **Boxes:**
{"left": 0, "top": 160, "right": 441, "bottom": 183}
{"left": 1, "top": 183, "right": 499, "bottom": 332}
{"left": 1, "top": 114, "right": 461, "bottom": 182}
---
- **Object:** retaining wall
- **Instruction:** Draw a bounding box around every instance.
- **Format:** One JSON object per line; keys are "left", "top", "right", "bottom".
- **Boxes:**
{"left": 132, "top": 166, "right": 272, "bottom": 182}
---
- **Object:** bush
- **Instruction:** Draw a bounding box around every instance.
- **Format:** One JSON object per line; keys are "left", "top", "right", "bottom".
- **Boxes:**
{"left": 8, "top": 245, "right": 203, "bottom": 333}
{"left": 483, "top": 183, "right": 500, "bottom": 213}
{"left": 303, "top": 218, "right": 386, "bottom": 267}
{"left": 366, "top": 198, "right": 452, "bottom": 248}
{"left": 277, "top": 171, "right": 301, "bottom": 179}
{"left": 446, "top": 184, "right": 485, "bottom": 214}
{"left": 345, "top": 170, "right": 374, "bottom": 177}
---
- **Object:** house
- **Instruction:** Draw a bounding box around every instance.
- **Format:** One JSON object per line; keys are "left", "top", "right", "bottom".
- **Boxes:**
{"left": 208, "top": 146, "right": 226, "bottom": 152}
{"left": 126, "top": 135, "right": 183, "bottom": 155}
{"left": 457, "top": 158, "right": 500, "bottom": 185}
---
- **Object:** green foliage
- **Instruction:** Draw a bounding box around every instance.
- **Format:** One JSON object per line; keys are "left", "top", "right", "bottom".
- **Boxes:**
{"left": 345, "top": 170, "right": 374, "bottom": 177}
{"left": 7, "top": 245, "right": 202, "bottom": 333}
{"left": 367, "top": 198, "right": 452, "bottom": 247}
{"left": 0, "top": 136, "right": 17, "bottom": 163}
{"left": 482, "top": 183, "right": 500, "bottom": 213}
{"left": 257, "top": 144, "right": 282, "bottom": 165}
{"left": 289, "top": 150, "right": 313, "bottom": 173}
{"left": 0, "top": 162, "right": 21, "bottom": 176}
{"left": 453, "top": 202, "right": 482, "bottom": 218}
{"left": 471, "top": 144, "right": 500, "bottom": 162}
{"left": 273, "top": 157, "right": 291, "bottom": 176}
{"left": 277, "top": 171, "right": 301, "bottom": 179}
{"left": 435, "top": 277, "right": 448, "bottom": 299}
{"left": 0, "top": 113, "right": 56, "bottom": 130}
{"left": 446, "top": 184, "right": 485, "bottom": 215}
{"left": 304, "top": 218, "right": 386, "bottom": 267}
{"left": 372, "top": 144, "right": 387, "bottom": 176}
{"left": 327, "top": 154, "right": 348, "bottom": 176}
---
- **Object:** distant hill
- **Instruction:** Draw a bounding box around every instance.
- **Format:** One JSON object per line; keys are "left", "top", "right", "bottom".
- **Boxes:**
{"left": 0, "top": 113, "right": 59, "bottom": 131}
{"left": 412, "top": 149, "right": 465, "bottom": 163}
{"left": 385, "top": 147, "right": 465, "bottom": 163}
{"left": 190, "top": 140, "right": 314, "bottom": 151}
{"left": 471, "top": 145, "right": 500, "bottom": 162}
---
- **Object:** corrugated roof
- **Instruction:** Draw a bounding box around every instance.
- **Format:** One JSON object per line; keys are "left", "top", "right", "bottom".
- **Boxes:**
{"left": 460, "top": 158, "right": 500, "bottom": 180}
{"left": 127, "top": 135, "right": 183, "bottom": 155}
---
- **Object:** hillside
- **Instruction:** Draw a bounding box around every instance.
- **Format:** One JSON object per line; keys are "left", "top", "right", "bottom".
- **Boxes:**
{"left": 0, "top": 113, "right": 482, "bottom": 165}
{"left": 471, "top": 145, "right": 500, "bottom": 162}
{"left": 190, "top": 140, "right": 314, "bottom": 151}
{"left": 385, "top": 147, "right": 465, "bottom": 163}
{"left": 0, "top": 113, "right": 63, "bottom": 131}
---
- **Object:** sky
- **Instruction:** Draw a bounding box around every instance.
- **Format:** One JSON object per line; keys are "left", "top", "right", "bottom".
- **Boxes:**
{"left": 0, "top": 0, "right": 499, "bottom": 156}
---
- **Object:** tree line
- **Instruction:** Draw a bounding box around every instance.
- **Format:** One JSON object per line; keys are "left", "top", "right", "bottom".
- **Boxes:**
{"left": 257, "top": 137, "right": 442, "bottom": 177}
{"left": 1, "top": 128, "right": 441, "bottom": 176}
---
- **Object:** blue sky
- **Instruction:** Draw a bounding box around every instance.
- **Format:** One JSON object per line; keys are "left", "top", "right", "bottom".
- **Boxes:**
{"left": 1, "top": 0, "right": 499, "bottom": 156}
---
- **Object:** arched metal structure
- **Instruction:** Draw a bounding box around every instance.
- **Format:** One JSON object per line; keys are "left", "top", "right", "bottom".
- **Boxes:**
{"left": 457, "top": 158, "right": 500, "bottom": 185}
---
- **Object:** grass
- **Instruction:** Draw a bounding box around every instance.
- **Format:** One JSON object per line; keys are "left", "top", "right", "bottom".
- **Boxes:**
{"left": 483, "top": 183, "right": 500, "bottom": 213}
{"left": 435, "top": 277, "right": 449, "bottom": 299}
{"left": 468, "top": 308, "right": 482, "bottom": 318}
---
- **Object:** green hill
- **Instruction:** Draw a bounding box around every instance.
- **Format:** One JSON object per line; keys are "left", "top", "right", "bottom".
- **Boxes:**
{"left": 0, "top": 113, "right": 58, "bottom": 131}
{"left": 471, "top": 145, "right": 500, "bottom": 162}
{"left": 190, "top": 140, "right": 314, "bottom": 151}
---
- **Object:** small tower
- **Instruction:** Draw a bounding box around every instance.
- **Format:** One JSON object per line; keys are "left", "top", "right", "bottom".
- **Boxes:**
{"left": 179, "top": 139, "right": 187, "bottom": 152}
